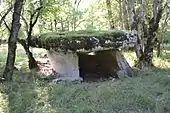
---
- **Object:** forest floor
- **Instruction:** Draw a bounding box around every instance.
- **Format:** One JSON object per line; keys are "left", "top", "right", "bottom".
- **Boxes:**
{"left": 0, "top": 44, "right": 170, "bottom": 113}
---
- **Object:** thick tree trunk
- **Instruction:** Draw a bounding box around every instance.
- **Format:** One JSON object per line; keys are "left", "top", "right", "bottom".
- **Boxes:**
{"left": 3, "top": 0, "right": 23, "bottom": 81}
{"left": 127, "top": 0, "right": 163, "bottom": 68}
{"left": 139, "top": 33, "right": 155, "bottom": 67}
{"left": 137, "top": 6, "right": 163, "bottom": 67}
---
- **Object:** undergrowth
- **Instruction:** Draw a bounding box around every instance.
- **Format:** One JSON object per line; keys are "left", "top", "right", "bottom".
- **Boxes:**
{"left": 0, "top": 45, "right": 170, "bottom": 113}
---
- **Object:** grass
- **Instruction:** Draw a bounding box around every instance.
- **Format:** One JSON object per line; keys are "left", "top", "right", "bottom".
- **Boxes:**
{"left": 39, "top": 30, "right": 126, "bottom": 39}
{"left": 32, "top": 30, "right": 127, "bottom": 52}
{"left": 0, "top": 44, "right": 170, "bottom": 113}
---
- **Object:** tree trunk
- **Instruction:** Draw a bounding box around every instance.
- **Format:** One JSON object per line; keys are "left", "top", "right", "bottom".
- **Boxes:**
{"left": 157, "top": 42, "right": 161, "bottom": 57}
{"left": 118, "top": 0, "right": 123, "bottom": 28}
{"left": 122, "top": 0, "right": 129, "bottom": 30}
{"left": 18, "top": 39, "right": 38, "bottom": 70}
{"left": 140, "top": 33, "right": 155, "bottom": 67}
{"left": 3, "top": 0, "right": 23, "bottom": 81}
{"left": 156, "top": 7, "right": 170, "bottom": 57}
{"left": 60, "top": 18, "right": 64, "bottom": 31}
{"left": 106, "top": 0, "right": 114, "bottom": 29}
{"left": 26, "top": 24, "right": 38, "bottom": 70}
{"left": 137, "top": 0, "right": 163, "bottom": 67}
{"left": 127, "top": 0, "right": 143, "bottom": 59}
{"left": 50, "top": 21, "right": 53, "bottom": 31}
{"left": 138, "top": 0, "right": 147, "bottom": 51}
{"left": 20, "top": 3, "right": 42, "bottom": 70}
{"left": 54, "top": 19, "right": 57, "bottom": 31}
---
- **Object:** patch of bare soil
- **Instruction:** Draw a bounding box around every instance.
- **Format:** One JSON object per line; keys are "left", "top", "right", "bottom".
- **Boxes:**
{"left": 36, "top": 58, "right": 57, "bottom": 78}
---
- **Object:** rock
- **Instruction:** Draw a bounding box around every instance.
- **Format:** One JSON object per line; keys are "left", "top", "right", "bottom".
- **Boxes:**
{"left": 50, "top": 76, "right": 83, "bottom": 84}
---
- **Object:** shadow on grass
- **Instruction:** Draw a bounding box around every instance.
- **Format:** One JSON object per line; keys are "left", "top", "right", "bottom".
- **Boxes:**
{"left": 0, "top": 70, "right": 41, "bottom": 113}
{"left": 6, "top": 81, "right": 38, "bottom": 113}
{"left": 158, "top": 46, "right": 170, "bottom": 61}
{"left": 1, "top": 66, "right": 170, "bottom": 113}
{"left": 45, "top": 67, "right": 170, "bottom": 113}
{"left": 1, "top": 44, "right": 170, "bottom": 113}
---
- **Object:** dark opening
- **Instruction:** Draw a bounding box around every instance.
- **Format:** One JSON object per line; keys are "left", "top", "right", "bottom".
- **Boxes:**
{"left": 77, "top": 50, "right": 118, "bottom": 81}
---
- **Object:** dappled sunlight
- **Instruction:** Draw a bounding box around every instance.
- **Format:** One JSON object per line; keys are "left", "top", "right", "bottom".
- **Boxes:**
{"left": 1, "top": 0, "right": 170, "bottom": 112}
{"left": 33, "top": 86, "right": 57, "bottom": 112}
{"left": 1, "top": 45, "right": 170, "bottom": 112}
{"left": 0, "top": 89, "right": 9, "bottom": 113}
{"left": 37, "top": 59, "right": 57, "bottom": 77}
{"left": 123, "top": 48, "right": 170, "bottom": 69}
{"left": 153, "top": 57, "right": 170, "bottom": 68}
{"left": 123, "top": 51, "right": 137, "bottom": 67}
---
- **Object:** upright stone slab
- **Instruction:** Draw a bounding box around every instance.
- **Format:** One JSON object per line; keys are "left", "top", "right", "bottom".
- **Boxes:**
{"left": 47, "top": 50, "right": 82, "bottom": 82}
{"left": 116, "top": 51, "right": 132, "bottom": 78}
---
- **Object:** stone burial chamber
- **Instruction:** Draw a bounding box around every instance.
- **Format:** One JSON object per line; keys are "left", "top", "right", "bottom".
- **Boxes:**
{"left": 30, "top": 30, "right": 137, "bottom": 82}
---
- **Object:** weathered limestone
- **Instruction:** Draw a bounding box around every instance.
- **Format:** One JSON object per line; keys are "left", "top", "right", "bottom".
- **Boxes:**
{"left": 29, "top": 30, "right": 137, "bottom": 82}
{"left": 47, "top": 50, "right": 83, "bottom": 82}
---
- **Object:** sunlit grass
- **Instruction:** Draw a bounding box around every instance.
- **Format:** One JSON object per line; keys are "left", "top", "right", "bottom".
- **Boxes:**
{"left": 0, "top": 84, "right": 8, "bottom": 113}
{"left": 0, "top": 45, "right": 170, "bottom": 113}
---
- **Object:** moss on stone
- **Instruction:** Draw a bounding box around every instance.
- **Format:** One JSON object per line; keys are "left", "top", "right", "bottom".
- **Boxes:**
{"left": 31, "top": 30, "right": 128, "bottom": 52}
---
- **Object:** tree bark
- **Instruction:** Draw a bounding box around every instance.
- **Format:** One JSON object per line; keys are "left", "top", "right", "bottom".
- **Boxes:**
{"left": 118, "top": 0, "right": 123, "bottom": 28}
{"left": 20, "top": 3, "right": 42, "bottom": 70}
{"left": 127, "top": 0, "right": 143, "bottom": 59}
{"left": 18, "top": 39, "right": 38, "bottom": 70}
{"left": 157, "top": 5, "right": 169, "bottom": 57}
{"left": 50, "top": 21, "right": 53, "bottom": 31}
{"left": 106, "top": 0, "right": 114, "bottom": 29}
{"left": 122, "top": 0, "right": 129, "bottom": 30}
{"left": 3, "top": 0, "right": 23, "bottom": 81}
{"left": 138, "top": 1, "right": 163, "bottom": 67}
{"left": 54, "top": 19, "right": 57, "bottom": 31}
{"left": 157, "top": 42, "right": 161, "bottom": 57}
{"left": 127, "top": 0, "right": 164, "bottom": 68}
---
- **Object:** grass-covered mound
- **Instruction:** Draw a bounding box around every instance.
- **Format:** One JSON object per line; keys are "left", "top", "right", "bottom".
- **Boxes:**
{"left": 31, "top": 30, "right": 128, "bottom": 52}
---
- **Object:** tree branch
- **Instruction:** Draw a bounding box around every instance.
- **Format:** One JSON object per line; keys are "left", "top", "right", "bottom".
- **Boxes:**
{"left": 21, "top": 15, "right": 29, "bottom": 34}
{"left": 3, "top": 20, "right": 11, "bottom": 32}
{"left": 0, "top": 5, "right": 13, "bottom": 27}
{"left": 30, "top": 6, "right": 42, "bottom": 27}
{"left": 32, "top": 8, "right": 42, "bottom": 26}
{"left": 27, "top": 1, "right": 43, "bottom": 45}
{"left": 30, "top": 7, "right": 42, "bottom": 20}
{"left": 76, "top": 0, "right": 82, "bottom": 9}
{"left": 0, "top": 13, "right": 11, "bottom": 32}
